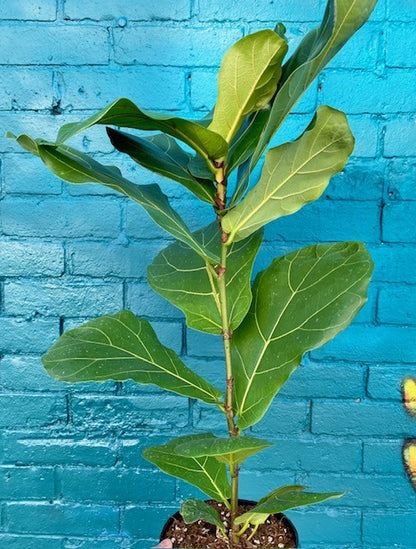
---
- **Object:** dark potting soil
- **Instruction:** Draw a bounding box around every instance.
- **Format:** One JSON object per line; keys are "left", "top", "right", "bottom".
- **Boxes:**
{"left": 163, "top": 501, "right": 297, "bottom": 548}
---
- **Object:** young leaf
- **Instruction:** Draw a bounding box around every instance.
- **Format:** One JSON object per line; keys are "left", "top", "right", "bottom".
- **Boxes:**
{"left": 148, "top": 223, "right": 263, "bottom": 334}
{"left": 106, "top": 128, "right": 216, "bottom": 203}
{"left": 8, "top": 134, "right": 219, "bottom": 263}
{"left": 222, "top": 106, "right": 354, "bottom": 243}
{"left": 233, "top": 241, "right": 374, "bottom": 429}
{"left": 235, "top": 486, "right": 343, "bottom": 525}
{"left": 143, "top": 435, "right": 230, "bottom": 504}
{"left": 42, "top": 311, "right": 222, "bottom": 405}
{"left": 209, "top": 30, "right": 287, "bottom": 143}
{"left": 181, "top": 499, "right": 225, "bottom": 534}
{"left": 56, "top": 97, "right": 228, "bottom": 163}
{"left": 175, "top": 434, "right": 271, "bottom": 465}
{"left": 250, "top": 0, "right": 378, "bottom": 167}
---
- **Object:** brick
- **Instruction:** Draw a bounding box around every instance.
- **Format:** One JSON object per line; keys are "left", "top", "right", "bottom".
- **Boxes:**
{"left": 126, "top": 282, "right": 182, "bottom": 319}
{"left": 63, "top": 540, "right": 125, "bottom": 549}
{"left": 0, "top": 395, "right": 66, "bottom": 429}
{"left": 67, "top": 241, "right": 162, "bottom": 278}
{"left": 113, "top": 26, "right": 243, "bottom": 66}
{"left": 383, "top": 202, "right": 416, "bottom": 242}
{"left": 64, "top": 0, "right": 191, "bottom": 21}
{"left": 281, "top": 362, "right": 365, "bottom": 399}
{"left": 0, "top": 198, "right": 120, "bottom": 238}
{"left": 0, "top": 317, "right": 59, "bottom": 354}
{"left": 384, "top": 116, "right": 416, "bottom": 156}
{"left": 321, "top": 69, "right": 416, "bottom": 114}
{"left": 121, "top": 435, "right": 171, "bottom": 467}
{"left": 249, "top": 436, "right": 362, "bottom": 473}
{"left": 363, "top": 440, "right": 404, "bottom": 473}
{"left": 371, "top": 244, "right": 416, "bottom": 283}
{"left": 289, "top": 509, "right": 361, "bottom": 544}
{"left": 367, "top": 364, "right": 415, "bottom": 399}
{"left": 363, "top": 512, "right": 416, "bottom": 545}
{"left": 59, "top": 467, "right": 175, "bottom": 503}
{"left": 0, "top": 355, "right": 63, "bottom": 392}
{"left": 0, "top": 70, "right": 53, "bottom": 110}
{"left": 387, "top": 0, "right": 416, "bottom": 21}
{"left": 2, "top": 154, "right": 62, "bottom": 195}
{"left": 4, "top": 280, "right": 123, "bottom": 317}
{"left": 6, "top": 502, "right": 119, "bottom": 535}
{"left": 311, "top": 325, "right": 416, "bottom": 363}
{"left": 347, "top": 115, "right": 379, "bottom": 157}
{"left": 197, "top": 0, "right": 323, "bottom": 21}
{"left": 71, "top": 394, "right": 189, "bottom": 432}
{"left": 298, "top": 471, "right": 416, "bottom": 508}
{"left": 0, "top": 466, "right": 55, "bottom": 500}
{"left": 0, "top": 25, "right": 109, "bottom": 65}
{"left": 378, "top": 286, "right": 416, "bottom": 324}
{"left": 264, "top": 200, "right": 381, "bottom": 243}
{"left": 186, "top": 329, "right": 222, "bottom": 358}
{"left": 326, "top": 25, "right": 379, "bottom": 69}
{"left": 326, "top": 159, "right": 384, "bottom": 201}
{"left": 57, "top": 67, "right": 186, "bottom": 111}
{"left": 387, "top": 159, "right": 416, "bottom": 200}
{"left": 312, "top": 400, "right": 416, "bottom": 436}
{"left": 386, "top": 23, "right": 416, "bottom": 67}
{"left": 1, "top": 433, "right": 117, "bottom": 467}
{"left": 0, "top": 240, "right": 64, "bottom": 276}
{"left": 0, "top": 536, "right": 60, "bottom": 549}
{"left": 122, "top": 505, "right": 177, "bottom": 538}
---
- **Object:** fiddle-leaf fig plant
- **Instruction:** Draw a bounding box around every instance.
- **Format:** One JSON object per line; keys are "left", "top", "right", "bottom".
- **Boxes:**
{"left": 7, "top": 0, "right": 377, "bottom": 545}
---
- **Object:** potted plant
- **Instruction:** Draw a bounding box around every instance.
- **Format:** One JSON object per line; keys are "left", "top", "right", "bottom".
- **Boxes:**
{"left": 7, "top": 0, "right": 378, "bottom": 546}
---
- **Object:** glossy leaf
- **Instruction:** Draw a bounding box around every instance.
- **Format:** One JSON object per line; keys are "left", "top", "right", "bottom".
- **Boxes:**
{"left": 148, "top": 223, "right": 263, "bottom": 334}
{"left": 106, "top": 128, "right": 215, "bottom": 203}
{"left": 42, "top": 311, "right": 222, "bottom": 405}
{"left": 233, "top": 241, "right": 374, "bottom": 429}
{"left": 402, "top": 377, "right": 416, "bottom": 417}
{"left": 209, "top": 30, "right": 287, "bottom": 143}
{"left": 250, "top": 0, "right": 377, "bottom": 168}
{"left": 222, "top": 106, "right": 354, "bottom": 242}
{"left": 8, "top": 134, "right": 219, "bottom": 263}
{"left": 235, "top": 486, "right": 343, "bottom": 525}
{"left": 143, "top": 435, "right": 230, "bottom": 503}
{"left": 56, "top": 97, "right": 228, "bottom": 163}
{"left": 175, "top": 434, "right": 271, "bottom": 465}
{"left": 181, "top": 499, "right": 225, "bottom": 534}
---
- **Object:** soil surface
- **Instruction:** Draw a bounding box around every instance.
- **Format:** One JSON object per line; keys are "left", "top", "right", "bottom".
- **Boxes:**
{"left": 162, "top": 501, "right": 297, "bottom": 548}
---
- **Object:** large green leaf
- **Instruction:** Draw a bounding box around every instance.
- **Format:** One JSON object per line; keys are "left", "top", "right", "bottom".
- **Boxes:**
{"left": 235, "top": 485, "right": 343, "bottom": 526}
{"left": 175, "top": 434, "right": 271, "bottom": 465}
{"left": 106, "top": 129, "right": 215, "bottom": 204}
{"left": 42, "top": 311, "right": 222, "bottom": 405}
{"left": 148, "top": 223, "right": 263, "bottom": 334}
{"left": 8, "top": 134, "right": 218, "bottom": 263}
{"left": 142, "top": 435, "right": 230, "bottom": 503}
{"left": 222, "top": 106, "right": 354, "bottom": 242}
{"left": 250, "top": 0, "right": 377, "bottom": 168}
{"left": 181, "top": 499, "right": 225, "bottom": 534}
{"left": 232, "top": 242, "right": 374, "bottom": 429}
{"left": 56, "top": 97, "right": 228, "bottom": 163}
{"left": 209, "top": 30, "right": 288, "bottom": 143}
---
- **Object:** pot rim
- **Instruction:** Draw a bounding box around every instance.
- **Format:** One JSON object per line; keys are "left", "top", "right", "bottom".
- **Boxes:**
{"left": 159, "top": 498, "right": 299, "bottom": 547}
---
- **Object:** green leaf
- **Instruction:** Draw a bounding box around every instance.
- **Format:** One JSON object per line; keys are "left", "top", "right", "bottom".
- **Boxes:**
{"left": 250, "top": 0, "right": 377, "bottom": 167}
{"left": 209, "top": 30, "right": 288, "bottom": 143}
{"left": 9, "top": 134, "right": 219, "bottom": 263}
{"left": 56, "top": 97, "right": 228, "bottom": 163}
{"left": 42, "top": 310, "right": 222, "bottom": 405}
{"left": 148, "top": 223, "right": 263, "bottom": 334}
{"left": 181, "top": 499, "right": 225, "bottom": 534}
{"left": 222, "top": 106, "right": 354, "bottom": 242}
{"left": 143, "top": 435, "right": 230, "bottom": 503}
{"left": 235, "top": 486, "right": 343, "bottom": 525}
{"left": 106, "top": 128, "right": 216, "bottom": 204}
{"left": 175, "top": 434, "right": 271, "bottom": 465}
{"left": 233, "top": 241, "right": 374, "bottom": 429}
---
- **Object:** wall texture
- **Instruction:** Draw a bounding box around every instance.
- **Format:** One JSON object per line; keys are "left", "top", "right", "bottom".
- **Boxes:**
{"left": 0, "top": 0, "right": 415, "bottom": 547}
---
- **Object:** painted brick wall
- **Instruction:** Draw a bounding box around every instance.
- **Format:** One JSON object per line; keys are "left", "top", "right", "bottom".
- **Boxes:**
{"left": 0, "top": 0, "right": 415, "bottom": 548}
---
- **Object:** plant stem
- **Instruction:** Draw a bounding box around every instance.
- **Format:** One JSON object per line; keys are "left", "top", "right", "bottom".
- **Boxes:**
{"left": 215, "top": 162, "right": 240, "bottom": 546}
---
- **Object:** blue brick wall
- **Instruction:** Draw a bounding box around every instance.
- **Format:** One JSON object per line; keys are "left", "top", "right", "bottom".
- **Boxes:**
{"left": 0, "top": 1, "right": 415, "bottom": 547}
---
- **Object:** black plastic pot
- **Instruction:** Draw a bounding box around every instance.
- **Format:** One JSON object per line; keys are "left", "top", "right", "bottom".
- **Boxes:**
{"left": 159, "top": 499, "right": 299, "bottom": 547}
